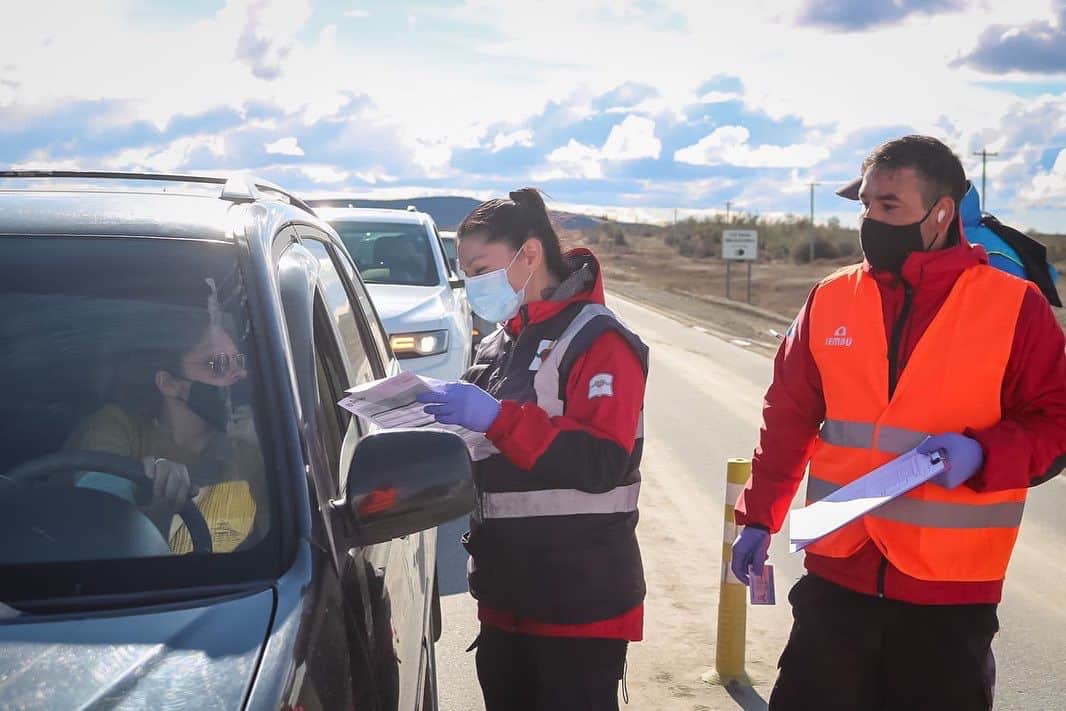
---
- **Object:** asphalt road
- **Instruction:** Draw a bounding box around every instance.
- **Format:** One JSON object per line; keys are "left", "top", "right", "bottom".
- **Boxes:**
{"left": 435, "top": 294, "right": 1066, "bottom": 710}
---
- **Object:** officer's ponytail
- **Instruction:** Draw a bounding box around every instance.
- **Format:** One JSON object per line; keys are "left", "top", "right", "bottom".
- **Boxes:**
{"left": 458, "top": 187, "right": 569, "bottom": 281}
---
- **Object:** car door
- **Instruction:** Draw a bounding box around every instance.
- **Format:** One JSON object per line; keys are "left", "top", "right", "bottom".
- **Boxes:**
{"left": 299, "top": 228, "right": 430, "bottom": 711}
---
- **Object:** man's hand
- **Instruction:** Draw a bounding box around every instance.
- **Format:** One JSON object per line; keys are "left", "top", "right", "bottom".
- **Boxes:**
{"left": 919, "top": 434, "right": 984, "bottom": 489}
{"left": 416, "top": 382, "right": 502, "bottom": 433}
{"left": 731, "top": 526, "right": 771, "bottom": 586}
{"left": 142, "top": 457, "right": 194, "bottom": 520}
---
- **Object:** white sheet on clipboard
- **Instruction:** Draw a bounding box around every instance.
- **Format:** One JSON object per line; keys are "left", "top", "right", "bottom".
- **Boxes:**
{"left": 789, "top": 447, "right": 947, "bottom": 553}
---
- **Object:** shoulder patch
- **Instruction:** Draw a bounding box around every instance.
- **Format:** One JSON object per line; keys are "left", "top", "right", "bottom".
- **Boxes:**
{"left": 588, "top": 372, "right": 614, "bottom": 399}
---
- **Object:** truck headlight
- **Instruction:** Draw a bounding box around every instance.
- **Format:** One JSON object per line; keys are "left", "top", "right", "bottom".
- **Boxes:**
{"left": 389, "top": 329, "right": 449, "bottom": 358}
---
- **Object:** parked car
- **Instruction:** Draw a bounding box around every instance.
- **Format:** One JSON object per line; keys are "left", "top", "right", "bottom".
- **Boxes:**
{"left": 0, "top": 171, "right": 473, "bottom": 711}
{"left": 311, "top": 205, "right": 473, "bottom": 379}
{"left": 439, "top": 230, "right": 494, "bottom": 346}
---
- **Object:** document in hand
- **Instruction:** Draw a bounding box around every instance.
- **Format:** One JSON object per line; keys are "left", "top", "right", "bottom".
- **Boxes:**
{"left": 337, "top": 371, "right": 500, "bottom": 462}
{"left": 789, "top": 447, "right": 947, "bottom": 553}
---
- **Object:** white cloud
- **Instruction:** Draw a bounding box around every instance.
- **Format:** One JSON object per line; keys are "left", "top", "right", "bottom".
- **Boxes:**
{"left": 300, "top": 164, "right": 350, "bottom": 184}
{"left": 264, "top": 136, "right": 304, "bottom": 156}
{"left": 491, "top": 129, "right": 535, "bottom": 152}
{"left": 674, "top": 126, "right": 829, "bottom": 168}
{"left": 540, "top": 140, "right": 604, "bottom": 180}
{"left": 601, "top": 115, "right": 661, "bottom": 160}
{"left": 344, "top": 9, "right": 370, "bottom": 19}
{"left": 698, "top": 91, "right": 740, "bottom": 104}
{"left": 1019, "top": 149, "right": 1066, "bottom": 203}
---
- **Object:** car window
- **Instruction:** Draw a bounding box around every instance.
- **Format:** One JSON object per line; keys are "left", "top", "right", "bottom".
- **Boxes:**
{"left": 440, "top": 236, "right": 458, "bottom": 274}
{"left": 329, "top": 221, "right": 440, "bottom": 287}
{"left": 0, "top": 235, "right": 277, "bottom": 583}
{"left": 298, "top": 227, "right": 389, "bottom": 374}
{"left": 312, "top": 293, "right": 349, "bottom": 489}
{"left": 303, "top": 239, "right": 374, "bottom": 389}
{"left": 434, "top": 227, "right": 458, "bottom": 279}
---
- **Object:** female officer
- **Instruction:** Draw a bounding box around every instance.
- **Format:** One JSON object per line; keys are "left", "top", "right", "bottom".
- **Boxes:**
{"left": 417, "top": 188, "right": 649, "bottom": 711}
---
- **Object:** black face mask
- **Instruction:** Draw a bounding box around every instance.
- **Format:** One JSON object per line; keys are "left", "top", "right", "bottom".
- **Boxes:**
{"left": 859, "top": 202, "right": 939, "bottom": 274}
{"left": 183, "top": 380, "right": 233, "bottom": 431}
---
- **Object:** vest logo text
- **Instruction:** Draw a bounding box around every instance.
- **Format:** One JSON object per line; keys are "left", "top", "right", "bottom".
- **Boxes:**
{"left": 825, "top": 326, "right": 853, "bottom": 347}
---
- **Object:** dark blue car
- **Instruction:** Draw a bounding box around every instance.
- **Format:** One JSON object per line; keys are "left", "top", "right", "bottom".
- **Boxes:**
{"left": 0, "top": 172, "right": 472, "bottom": 710}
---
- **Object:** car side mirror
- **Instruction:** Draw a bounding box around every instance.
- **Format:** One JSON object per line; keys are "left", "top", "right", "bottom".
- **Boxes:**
{"left": 339, "top": 429, "right": 474, "bottom": 546}
{"left": 449, "top": 277, "right": 465, "bottom": 290}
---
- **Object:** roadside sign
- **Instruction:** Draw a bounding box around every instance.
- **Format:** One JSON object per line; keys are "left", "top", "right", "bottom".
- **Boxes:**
{"left": 722, "top": 229, "right": 758, "bottom": 261}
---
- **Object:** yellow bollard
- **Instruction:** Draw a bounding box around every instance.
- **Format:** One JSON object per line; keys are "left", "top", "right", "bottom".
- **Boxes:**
{"left": 703, "top": 458, "right": 753, "bottom": 688}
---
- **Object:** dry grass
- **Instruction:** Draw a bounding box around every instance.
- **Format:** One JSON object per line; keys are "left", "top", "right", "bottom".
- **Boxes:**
{"left": 564, "top": 229, "right": 1066, "bottom": 333}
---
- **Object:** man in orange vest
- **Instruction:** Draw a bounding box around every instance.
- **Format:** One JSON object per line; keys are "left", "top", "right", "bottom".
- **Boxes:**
{"left": 731, "top": 135, "right": 1066, "bottom": 710}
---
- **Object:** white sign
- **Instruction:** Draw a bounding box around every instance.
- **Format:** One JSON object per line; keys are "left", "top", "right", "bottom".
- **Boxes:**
{"left": 722, "top": 229, "right": 758, "bottom": 261}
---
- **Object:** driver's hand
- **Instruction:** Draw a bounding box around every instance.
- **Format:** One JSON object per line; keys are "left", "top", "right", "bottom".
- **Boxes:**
{"left": 142, "top": 457, "right": 194, "bottom": 520}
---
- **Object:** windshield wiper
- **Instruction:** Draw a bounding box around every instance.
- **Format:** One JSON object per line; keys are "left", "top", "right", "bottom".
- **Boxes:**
{"left": 4, "top": 580, "right": 273, "bottom": 617}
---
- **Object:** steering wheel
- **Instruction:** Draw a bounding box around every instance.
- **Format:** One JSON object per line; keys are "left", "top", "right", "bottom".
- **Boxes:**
{"left": 4, "top": 450, "right": 213, "bottom": 554}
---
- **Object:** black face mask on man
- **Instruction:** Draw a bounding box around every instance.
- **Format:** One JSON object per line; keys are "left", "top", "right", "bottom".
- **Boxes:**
{"left": 860, "top": 202, "right": 945, "bottom": 274}
{"left": 182, "top": 379, "right": 234, "bottom": 431}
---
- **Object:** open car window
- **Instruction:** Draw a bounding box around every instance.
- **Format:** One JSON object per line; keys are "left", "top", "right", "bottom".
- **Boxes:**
{"left": 0, "top": 236, "right": 279, "bottom": 602}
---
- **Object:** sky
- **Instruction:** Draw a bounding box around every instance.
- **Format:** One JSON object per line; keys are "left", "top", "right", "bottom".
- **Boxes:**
{"left": 2, "top": 0, "right": 1066, "bottom": 230}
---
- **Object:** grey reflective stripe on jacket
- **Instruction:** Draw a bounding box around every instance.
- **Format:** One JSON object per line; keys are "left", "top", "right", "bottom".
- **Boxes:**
{"left": 806, "top": 475, "right": 1025, "bottom": 529}
{"left": 819, "top": 419, "right": 929, "bottom": 455}
{"left": 479, "top": 302, "right": 643, "bottom": 520}
{"left": 482, "top": 481, "right": 641, "bottom": 519}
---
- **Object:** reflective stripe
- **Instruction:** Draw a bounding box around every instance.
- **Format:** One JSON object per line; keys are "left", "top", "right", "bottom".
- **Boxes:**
{"left": 872, "top": 498, "right": 1024, "bottom": 529}
{"left": 819, "top": 420, "right": 875, "bottom": 448}
{"left": 806, "top": 476, "right": 1024, "bottom": 529}
{"left": 877, "top": 425, "right": 929, "bottom": 454}
{"left": 534, "top": 303, "right": 617, "bottom": 417}
{"left": 819, "top": 419, "right": 928, "bottom": 454}
{"left": 481, "top": 482, "right": 640, "bottom": 519}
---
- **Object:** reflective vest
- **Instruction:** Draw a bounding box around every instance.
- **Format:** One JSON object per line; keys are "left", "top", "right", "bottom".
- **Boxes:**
{"left": 806, "top": 264, "right": 1029, "bottom": 582}
{"left": 463, "top": 301, "right": 648, "bottom": 624}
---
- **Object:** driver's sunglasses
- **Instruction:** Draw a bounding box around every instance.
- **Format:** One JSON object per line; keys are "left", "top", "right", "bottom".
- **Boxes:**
{"left": 205, "top": 353, "right": 248, "bottom": 377}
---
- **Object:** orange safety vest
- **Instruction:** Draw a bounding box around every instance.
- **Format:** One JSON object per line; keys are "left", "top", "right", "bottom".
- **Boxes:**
{"left": 806, "top": 264, "right": 1029, "bottom": 582}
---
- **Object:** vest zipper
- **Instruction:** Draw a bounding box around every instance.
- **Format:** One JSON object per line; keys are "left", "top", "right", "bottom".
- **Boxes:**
{"left": 887, "top": 280, "right": 914, "bottom": 399}
{"left": 877, "top": 556, "right": 888, "bottom": 598}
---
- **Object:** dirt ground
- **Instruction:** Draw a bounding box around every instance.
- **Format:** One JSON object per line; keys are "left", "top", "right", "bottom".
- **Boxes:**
{"left": 561, "top": 230, "right": 1066, "bottom": 335}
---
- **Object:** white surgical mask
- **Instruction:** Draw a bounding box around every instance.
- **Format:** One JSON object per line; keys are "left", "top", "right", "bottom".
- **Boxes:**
{"left": 464, "top": 249, "right": 532, "bottom": 323}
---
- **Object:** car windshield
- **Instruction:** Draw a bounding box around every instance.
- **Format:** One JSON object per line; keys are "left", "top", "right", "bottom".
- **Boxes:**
{"left": 0, "top": 236, "right": 279, "bottom": 603}
{"left": 331, "top": 221, "right": 439, "bottom": 287}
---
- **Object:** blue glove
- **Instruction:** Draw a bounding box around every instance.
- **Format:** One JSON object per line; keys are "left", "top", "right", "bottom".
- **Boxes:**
{"left": 416, "top": 382, "right": 502, "bottom": 433}
{"left": 918, "top": 433, "right": 984, "bottom": 489}
{"left": 731, "top": 527, "right": 771, "bottom": 586}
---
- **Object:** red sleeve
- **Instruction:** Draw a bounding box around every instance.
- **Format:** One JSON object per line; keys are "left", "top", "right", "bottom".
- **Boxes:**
{"left": 734, "top": 288, "right": 826, "bottom": 533}
{"left": 486, "top": 330, "right": 646, "bottom": 492}
{"left": 966, "top": 288, "right": 1066, "bottom": 492}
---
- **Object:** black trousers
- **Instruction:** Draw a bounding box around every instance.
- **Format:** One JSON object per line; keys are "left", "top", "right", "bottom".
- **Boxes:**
{"left": 474, "top": 624, "right": 628, "bottom": 711}
{"left": 770, "top": 575, "right": 999, "bottom": 711}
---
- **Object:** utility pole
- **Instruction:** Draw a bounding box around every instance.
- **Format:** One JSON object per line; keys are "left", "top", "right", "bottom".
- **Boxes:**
{"left": 972, "top": 149, "right": 998, "bottom": 213}
{"left": 725, "top": 200, "right": 732, "bottom": 223}
{"left": 808, "top": 182, "right": 820, "bottom": 263}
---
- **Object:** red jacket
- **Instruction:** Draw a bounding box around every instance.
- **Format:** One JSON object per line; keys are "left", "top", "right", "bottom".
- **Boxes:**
{"left": 479, "top": 250, "right": 646, "bottom": 639}
{"left": 736, "top": 238, "right": 1066, "bottom": 604}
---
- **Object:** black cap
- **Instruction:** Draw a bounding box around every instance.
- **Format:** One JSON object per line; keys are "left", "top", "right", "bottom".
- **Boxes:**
{"left": 836, "top": 177, "right": 861, "bottom": 201}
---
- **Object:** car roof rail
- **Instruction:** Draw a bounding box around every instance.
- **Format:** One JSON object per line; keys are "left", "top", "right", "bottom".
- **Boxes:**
{"left": 0, "top": 170, "right": 317, "bottom": 216}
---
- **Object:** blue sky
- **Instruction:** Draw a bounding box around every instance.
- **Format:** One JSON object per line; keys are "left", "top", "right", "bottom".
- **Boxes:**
{"left": 3, "top": 0, "right": 1066, "bottom": 230}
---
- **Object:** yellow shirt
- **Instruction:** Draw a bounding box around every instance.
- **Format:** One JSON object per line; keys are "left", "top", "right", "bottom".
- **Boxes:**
{"left": 68, "top": 404, "right": 267, "bottom": 554}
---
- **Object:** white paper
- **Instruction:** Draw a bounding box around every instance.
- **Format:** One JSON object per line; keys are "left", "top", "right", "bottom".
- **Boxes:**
{"left": 789, "top": 447, "right": 947, "bottom": 552}
{"left": 337, "top": 371, "right": 500, "bottom": 462}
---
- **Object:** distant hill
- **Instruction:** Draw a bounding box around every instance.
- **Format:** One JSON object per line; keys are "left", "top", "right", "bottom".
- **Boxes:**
{"left": 307, "top": 194, "right": 607, "bottom": 231}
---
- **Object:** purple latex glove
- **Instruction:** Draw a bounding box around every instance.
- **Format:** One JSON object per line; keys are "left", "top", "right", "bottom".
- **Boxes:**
{"left": 918, "top": 433, "right": 985, "bottom": 489}
{"left": 731, "top": 527, "right": 771, "bottom": 586}
{"left": 416, "top": 381, "right": 502, "bottom": 433}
